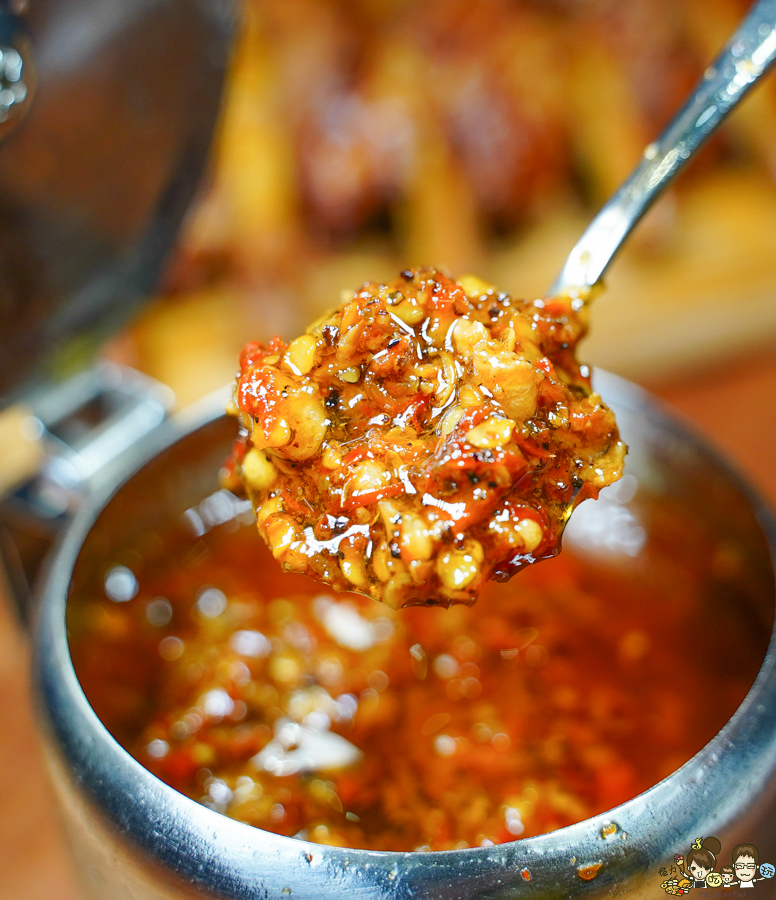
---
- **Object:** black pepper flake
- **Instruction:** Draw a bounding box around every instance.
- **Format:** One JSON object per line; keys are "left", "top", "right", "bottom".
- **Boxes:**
{"left": 400, "top": 269, "right": 414, "bottom": 281}
{"left": 325, "top": 389, "right": 340, "bottom": 410}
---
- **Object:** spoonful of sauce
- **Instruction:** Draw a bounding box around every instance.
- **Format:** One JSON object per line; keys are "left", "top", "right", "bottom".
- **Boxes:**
{"left": 226, "top": 1, "right": 776, "bottom": 609}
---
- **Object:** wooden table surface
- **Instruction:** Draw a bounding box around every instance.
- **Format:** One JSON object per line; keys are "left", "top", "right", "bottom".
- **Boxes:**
{"left": 3, "top": 348, "right": 776, "bottom": 899}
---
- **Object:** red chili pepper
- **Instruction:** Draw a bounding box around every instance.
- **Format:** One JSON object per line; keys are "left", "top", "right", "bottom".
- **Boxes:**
{"left": 341, "top": 482, "right": 405, "bottom": 510}
{"left": 237, "top": 367, "right": 282, "bottom": 430}
{"left": 342, "top": 445, "right": 372, "bottom": 467}
{"left": 407, "top": 395, "right": 431, "bottom": 432}
{"left": 239, "top": 341, "right": 267, "bottom": 371}
{"left": 535, "top": 356, "right": 554, "bottom": 375}
{"left": 542, "top": 297, "right": 572, "bottom": 318}
{"left": 267, "top": 335, "right": 288, "bottom": 356}
{"left": 509, "top": 431, "right": 553, "bottom": 461}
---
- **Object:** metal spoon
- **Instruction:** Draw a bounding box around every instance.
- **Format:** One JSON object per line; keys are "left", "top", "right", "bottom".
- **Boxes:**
{"left": 550, "top": 0, "right": 776, "bottom": 299}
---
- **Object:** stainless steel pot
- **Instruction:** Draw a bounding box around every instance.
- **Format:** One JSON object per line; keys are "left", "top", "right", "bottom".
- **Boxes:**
{"left": 32, "top": 371, "right": 776, "bottom": 899}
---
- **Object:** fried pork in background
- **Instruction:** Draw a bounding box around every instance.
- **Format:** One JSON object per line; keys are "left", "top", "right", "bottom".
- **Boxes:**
{"left": 113, "top": 0, "right": 776, "bottom": 407}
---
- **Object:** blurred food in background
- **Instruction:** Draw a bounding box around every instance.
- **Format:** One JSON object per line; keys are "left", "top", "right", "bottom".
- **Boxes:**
{"left": 115, "top": 0, "right": 776, "bottom": 408}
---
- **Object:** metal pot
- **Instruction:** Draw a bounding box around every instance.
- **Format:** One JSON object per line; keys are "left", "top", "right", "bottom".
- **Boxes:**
{"left": 33, "top": 371, "right": 776, "bottom": 899}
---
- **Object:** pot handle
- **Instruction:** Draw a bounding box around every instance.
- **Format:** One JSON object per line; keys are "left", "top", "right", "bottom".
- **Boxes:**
{"left": 0, "top": 363, "right": 173, "bottom": 625}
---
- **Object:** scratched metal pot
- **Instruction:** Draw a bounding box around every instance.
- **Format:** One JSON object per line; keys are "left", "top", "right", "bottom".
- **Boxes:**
{"left": 32, "top": 371, "right": 776, "bottom": 899}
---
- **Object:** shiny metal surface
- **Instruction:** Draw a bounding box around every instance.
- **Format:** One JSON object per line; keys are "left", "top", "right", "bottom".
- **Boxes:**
{"left": 0, "top": 0, "right": 234, "bottom": 407}
{"left": 0, "top": 363, "right": 174, "bottom": 619}
{"left": 33, "top": 373, "right": 776, "bottom": 898}
{"left": 0, "top": 0, "right": 35, "bottom": 138}
{"left": 550, "top": 0, "right": 776, "bottom": 298}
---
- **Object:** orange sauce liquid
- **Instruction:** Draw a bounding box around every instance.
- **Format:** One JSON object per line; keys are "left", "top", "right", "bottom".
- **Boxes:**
{"left": 69, "top": 499, "right": 766, "bottom": 851}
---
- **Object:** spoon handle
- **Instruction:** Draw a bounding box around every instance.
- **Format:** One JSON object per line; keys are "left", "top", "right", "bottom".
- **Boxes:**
{"left": 550, "top": 0, "right": 776, "bottom": 299}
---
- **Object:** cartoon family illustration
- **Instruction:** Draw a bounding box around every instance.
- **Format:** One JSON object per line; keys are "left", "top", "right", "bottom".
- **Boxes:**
{"left": 659, "top": 837, "right": 774, "bottom": 894}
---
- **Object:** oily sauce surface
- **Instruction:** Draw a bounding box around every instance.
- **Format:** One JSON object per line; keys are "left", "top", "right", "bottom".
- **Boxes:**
{"left": 69, "top": 500, "right": 762, "bottom": 852}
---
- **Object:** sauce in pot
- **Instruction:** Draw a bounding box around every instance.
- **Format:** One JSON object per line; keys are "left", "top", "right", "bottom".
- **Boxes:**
{"left": 69, "top": 486, "right": 765, "bottom": 851}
